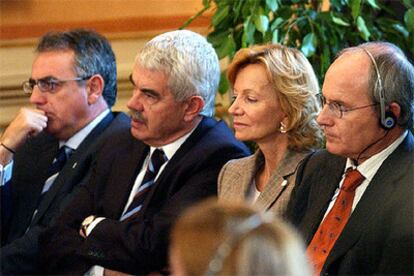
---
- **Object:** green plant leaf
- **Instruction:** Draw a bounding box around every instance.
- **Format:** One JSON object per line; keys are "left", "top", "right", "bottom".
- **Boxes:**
{"left": 218, "top": 71, "right": 229, "bottom": 95}
{"left": 216, "top": 35, "right": 236, "bottom": 59}
{"left": 244, "top": 18, "right": 256, "bottom": 44}
{"left": 254, "top": 14, "right": 270, "bottom": 34}
{"left": 272, "top": 30, "right": 279, "bottom": 43}
{"left": 266, "top": 0, "right": 279, "bottom": 12}
{"left": 301, "top": 33, "right": 317, "bottom": 57}
{"left": 357, "top": 16, "right": 371, "bottom": 40}
{"left": 403, "top": 0, "right": 413, "bottom": 9}
{"left": 331, "top": 14, "right": 351, "bottom": 26}
{"left": 271, "top": 17, "right": 285, "bottom": 31}
{"left": 392, "top": 23, "right": 409, "bottom": 38}
{"left": 366, "top": 0, "right": 380, "bottom": 10}
{"left": 405, "top": 8, "right": 414, "bottom": 32}
{"left": 350, "top": 0, "right": 361, "bottom": 21}
{"left": 212, "top": 5, "right": 229, "bottom": 27}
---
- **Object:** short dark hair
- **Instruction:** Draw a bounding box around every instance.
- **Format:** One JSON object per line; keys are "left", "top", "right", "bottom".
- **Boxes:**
{"left": 36, "top": 29, "right": 117, "bottom": 107}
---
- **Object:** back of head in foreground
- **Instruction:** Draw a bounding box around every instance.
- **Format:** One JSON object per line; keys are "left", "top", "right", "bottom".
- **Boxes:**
{"left": 170, "top": 199, "right": 311, "bottom": 276}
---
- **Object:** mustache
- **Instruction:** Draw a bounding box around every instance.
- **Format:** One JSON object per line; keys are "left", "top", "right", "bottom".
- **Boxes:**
{"left": 128, "top": 109, "right": 146, "bottom": 123}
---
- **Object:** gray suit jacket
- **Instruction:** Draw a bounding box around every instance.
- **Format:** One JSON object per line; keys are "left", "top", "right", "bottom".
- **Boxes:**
{"left": 218, "top": 149, "right": 311, "bottom": 216}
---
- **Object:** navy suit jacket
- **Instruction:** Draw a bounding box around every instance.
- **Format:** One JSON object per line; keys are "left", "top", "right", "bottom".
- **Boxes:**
{"left": 286, "top": 131, "right": 414, "bottom": 275}
{"left": 39, "top": 117, "right": 250, "bottom": 275}
{"left": 1, "top": 112, "right": 131, "bottom": 274}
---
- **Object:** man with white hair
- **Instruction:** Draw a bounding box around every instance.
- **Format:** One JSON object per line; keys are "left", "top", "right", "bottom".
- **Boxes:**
{"left": 40, "top": 30, "right": 249, "bottom": 275}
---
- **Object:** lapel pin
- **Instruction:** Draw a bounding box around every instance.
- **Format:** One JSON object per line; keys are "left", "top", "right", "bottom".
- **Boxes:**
{"left": 281, "top": 179, "right": 288, "bottom": 187}
{"left": 72, "top": 162, "right": 77, "bottom": 169}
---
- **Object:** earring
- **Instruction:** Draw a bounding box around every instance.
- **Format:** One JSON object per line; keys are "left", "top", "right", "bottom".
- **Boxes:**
{"left": 280, "top": 122, "right": 287, "bottom": 133}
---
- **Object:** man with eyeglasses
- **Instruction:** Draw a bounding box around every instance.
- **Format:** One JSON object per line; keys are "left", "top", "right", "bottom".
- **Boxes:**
{"left": 0, "top": 29, "right": 129, "bottom": 274}
{"left": 285, "top": 41, "right": 414, "bottom": 275}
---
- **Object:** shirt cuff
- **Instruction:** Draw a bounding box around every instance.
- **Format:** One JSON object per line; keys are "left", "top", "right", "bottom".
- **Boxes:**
{"left": 84, "top": 265, "right": 104, "bottom": 276}
{"left": 0, "top": 160, "right": 13, "bottom": 186}
{"left": 86, "top": 217, "right": 105, "bottom": 236}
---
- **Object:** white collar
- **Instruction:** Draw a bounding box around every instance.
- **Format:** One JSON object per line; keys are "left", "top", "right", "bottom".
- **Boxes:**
{"left": 149, "top": 120, "right": 200, "bottom": 161}
{"left": 59, "top": 109, "right": 110, "bottom": 150}
{"left": 345, "top": 130, "right": 408, "bottom": 181}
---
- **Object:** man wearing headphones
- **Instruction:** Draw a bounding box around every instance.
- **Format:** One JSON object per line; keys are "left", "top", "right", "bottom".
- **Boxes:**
{"left": 286, "top": 41, "right": 413, "bottom": 275}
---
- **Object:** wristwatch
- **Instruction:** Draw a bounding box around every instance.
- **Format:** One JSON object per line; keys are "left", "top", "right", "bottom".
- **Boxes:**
{"left": 81, "top": 215, "right": 96, "bottom": 236}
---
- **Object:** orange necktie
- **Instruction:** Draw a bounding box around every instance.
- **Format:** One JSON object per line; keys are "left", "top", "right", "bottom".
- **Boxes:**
{"left": 307, "top": 168, "right": 365, "bottom": 275}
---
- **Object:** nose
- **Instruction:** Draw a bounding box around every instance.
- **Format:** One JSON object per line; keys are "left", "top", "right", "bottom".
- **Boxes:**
{"left": 228, "top": 97, "right": 242, "bottom": 116}
{"left": 29, "top": 86, "right": 47, "bottom": 105}
{"left": 127, "top": 90, "right": 144, "bottom": 112}
{"left": 317, "top": 104, "right": 333, "bottom": 127}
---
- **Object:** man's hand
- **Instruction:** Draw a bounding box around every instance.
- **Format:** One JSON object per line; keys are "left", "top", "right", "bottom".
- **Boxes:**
{"left": 0, "top": 108, "right": 47, "bottom": 165}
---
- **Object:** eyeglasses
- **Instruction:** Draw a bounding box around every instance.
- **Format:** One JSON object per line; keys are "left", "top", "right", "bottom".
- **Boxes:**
{"left": 318, "top": 94, "right": 378, "bottom": 119}
{"left": 22, "top": 76, "right": 91, "bottom": 94}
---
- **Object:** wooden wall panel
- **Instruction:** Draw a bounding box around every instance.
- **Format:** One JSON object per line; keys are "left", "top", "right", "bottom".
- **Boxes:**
{"left": 0, "top": 0, "right": 211, "bottom": 130}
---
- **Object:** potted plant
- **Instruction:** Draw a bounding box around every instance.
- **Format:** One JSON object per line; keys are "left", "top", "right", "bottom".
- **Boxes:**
{"left": 183, "top": 0, "right": 413, "bottom": 96}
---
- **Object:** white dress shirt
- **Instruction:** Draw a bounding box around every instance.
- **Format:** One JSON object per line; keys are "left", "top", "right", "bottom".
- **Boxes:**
{"left": 322, "top": 131, "right": 407, "bottom": 220}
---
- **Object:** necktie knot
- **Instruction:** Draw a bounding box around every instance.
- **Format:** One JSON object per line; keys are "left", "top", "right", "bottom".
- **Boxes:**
{"left": 150, "top": 149, "right": 168, "bottom": 173}
{"left": 341, "top": 168, "right": 365, "bottom": 192}
{"left": 47, "top": 145, "right": 74, "bottom": 177}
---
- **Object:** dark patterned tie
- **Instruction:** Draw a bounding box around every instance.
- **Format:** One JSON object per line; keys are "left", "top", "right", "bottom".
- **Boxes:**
{"left": 49, "top": 146, "right": 72, "bottom": 175}
{"left": 42, "top": 145, "right": 74, "bottom": 193}
{"left": 307, "top": 168, "right": 365, "bottom": 275}
{"left": 120, "top": 149, "right": 168, "bottom": 221}
{"left": 29, "top": 145, "right": 74, "bottom": 228}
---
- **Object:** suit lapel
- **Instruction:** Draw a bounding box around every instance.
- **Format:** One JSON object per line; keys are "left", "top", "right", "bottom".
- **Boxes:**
{"left": 31, "top": 113, "right": 115, "bottom": 225}
{"left": 325, "top": 133, "right": 414, "bottom": 268}
{"left": 101, "top": 139, "right": 149, "bottom": 219}
{"left": 255, "top": 150, "right": 309, "bottom": 211}
{"left": 18, "top": 135, "right": 58, "bottom": 229}
{"left": 301, "top": 155, "right": 346, "bottom": 243}
{"left": 232, "top": 151, "right": 263, "bottom": 202}
{"left": 141, "top": 117, "right": 216, "bottom": 208}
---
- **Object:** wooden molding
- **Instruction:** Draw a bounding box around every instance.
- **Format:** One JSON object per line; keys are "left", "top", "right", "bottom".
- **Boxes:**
{"left": 0, "top": 14, "right": 211, "bottom": 41}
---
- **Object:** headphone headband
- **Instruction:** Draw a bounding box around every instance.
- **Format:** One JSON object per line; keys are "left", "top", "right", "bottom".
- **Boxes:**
{"left": 359, "top": 47, "right": 395, "bottom": 129}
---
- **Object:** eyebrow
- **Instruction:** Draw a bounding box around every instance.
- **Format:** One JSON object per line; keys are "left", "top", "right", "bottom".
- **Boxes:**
{"left": 129, "top": 74, "right": 136, "bottom": 86}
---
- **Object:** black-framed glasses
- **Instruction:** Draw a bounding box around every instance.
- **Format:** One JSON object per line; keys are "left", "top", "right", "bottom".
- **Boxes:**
{"left": 318, "top": 94, "right": 378, "bottom": 119}
{"left": 22, "top": 76, "right": 91, "bottom": 94}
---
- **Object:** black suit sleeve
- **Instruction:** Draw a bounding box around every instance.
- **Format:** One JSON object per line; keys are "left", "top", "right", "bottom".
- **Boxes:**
{"left": 40, "top": 128, "right": 248, "bottom": 275}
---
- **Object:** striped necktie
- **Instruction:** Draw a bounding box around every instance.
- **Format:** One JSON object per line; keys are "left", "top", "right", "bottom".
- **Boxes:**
{"left": 120, "top": 149, "right": 168, "bottom": 221}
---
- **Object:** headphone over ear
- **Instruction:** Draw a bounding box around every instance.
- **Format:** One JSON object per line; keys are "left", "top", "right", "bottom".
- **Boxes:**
{"left": 360, "top": 47, "right": 396, "bottom": 130}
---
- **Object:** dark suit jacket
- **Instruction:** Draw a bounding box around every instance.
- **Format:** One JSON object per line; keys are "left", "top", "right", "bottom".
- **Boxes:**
{"left": 0, "top": 112, "right": 130, "bottom": 275}
{"left": 286, "top": 131, "right": 414, "bottom": 275}
{"left": 39, "top": 117, "right": 249, "bottom": 275}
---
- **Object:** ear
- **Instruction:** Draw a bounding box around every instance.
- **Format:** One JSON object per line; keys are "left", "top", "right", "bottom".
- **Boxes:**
{"left": 183, "top": 96, "right": 205, "bottom": 122}
{"left": 87, "top": 75, "right": 105, "bottom": 105}
{"left": 388, "top": 102, "right": 401, "bottom": 120}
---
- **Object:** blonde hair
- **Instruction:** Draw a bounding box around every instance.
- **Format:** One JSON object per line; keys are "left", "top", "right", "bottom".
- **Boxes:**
{"left": 170, "top": 199, "right": 312, "bottom": 276}
{"left": 227, "top": 44, "right": 324, "bottom": 151}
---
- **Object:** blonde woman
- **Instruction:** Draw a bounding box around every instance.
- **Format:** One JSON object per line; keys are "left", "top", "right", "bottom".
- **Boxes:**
{"left": 170, "top": 199, "right": 311, "bottom": 276}
{"left": 218, "top": 44, "right": 323, "bottom": 215}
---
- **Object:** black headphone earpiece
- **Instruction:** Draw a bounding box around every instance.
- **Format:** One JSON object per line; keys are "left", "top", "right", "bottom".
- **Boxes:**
{"left": 381, "top": 110, "right": 396, "bottom": 129}
{"left": 360, "top": 47, "right": 397, "bottom": 131}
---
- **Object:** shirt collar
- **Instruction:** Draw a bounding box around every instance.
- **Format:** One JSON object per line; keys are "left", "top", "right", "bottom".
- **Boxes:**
{"left": 149, "top": 120, "right": 200, "bottom": 161}
{"left": 59, "top": 109, "right": 110, "bottom": 150}
{"left": 345, "top": 130, "right": 408, "bottom": 181}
